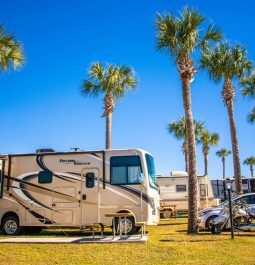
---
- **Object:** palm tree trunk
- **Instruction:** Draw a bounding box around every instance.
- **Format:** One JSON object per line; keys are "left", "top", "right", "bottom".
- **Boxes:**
{"left": 181, "top": 76, "right": 198, "bottom": 234}
{"left": 106, "top": 113, "right": 112, "bottom": 149}
{"left": 203, "top": 146, "right": 209, "bottom": 176}
{"left": 226, "top": 99, "right": 242, "bottom": 194}
{"left": 103, "top": 92, "right": 115, "bottom": 150}
{"left": 250, "top": 165, "right": 254, "bottom": 177}
{"left": 204, "top": 154, "right": 208, "bottom": 176}
{"left": 222, "top": 157, "right": 226, "bottom": 179}
{"left": 185, "top": 152, "right": 189, "bottom": 174}
{"left": 183, "top": 140, "right": 189, "bottom": 173}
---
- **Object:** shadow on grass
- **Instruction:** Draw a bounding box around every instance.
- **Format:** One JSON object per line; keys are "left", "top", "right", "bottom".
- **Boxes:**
{"left": 234, "top": 233, "right": 255, "bottom": 237}
{"left": 159, "top": 238, "right": 228, "bottom": 242}
{"left": 158, "top": 223, "right": 187, "bottom": 226}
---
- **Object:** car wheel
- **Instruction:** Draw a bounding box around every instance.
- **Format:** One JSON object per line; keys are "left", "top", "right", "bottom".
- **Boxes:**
{"left": 206, "top": 215, "right": 219, "bottom": 231}
{"left": 2, "top": 216, "right": 21, "bottom": 236}
{"left": 211, "top": 223, "right": 225, "bottom": 234}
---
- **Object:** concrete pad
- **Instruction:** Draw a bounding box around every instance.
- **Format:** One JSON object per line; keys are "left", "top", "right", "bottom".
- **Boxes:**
{"left": 0, "top": 235, "right": 147, "bottom": 244}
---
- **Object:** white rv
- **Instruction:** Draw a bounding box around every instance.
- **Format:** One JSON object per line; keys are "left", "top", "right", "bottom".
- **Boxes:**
{"left": 157, "top": 171, "right": 219, "bottom": 217}
{"left": 0, "top": 149, "right": 159, "bottom": 235}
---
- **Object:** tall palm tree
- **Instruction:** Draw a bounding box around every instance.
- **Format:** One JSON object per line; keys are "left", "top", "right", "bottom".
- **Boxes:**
{"left": 198, "top": 130, "right": 219, "bottom": 175}
{"left": 241, "top": 74, "right": 255, "bottom": 123}
{"left": 216, "top": 148, "right": 231, "bottom": 179}
{"left": 156, "top": 6, "right": 222, "bottom": 233}
{"left": 0, "top": 24, "right": 24, "bottom": 71}
{"left": 243, "top": 156, "right": 255, "bottom": 177}
{"left": 168, "top": 117, "right": 204, "bottom": 173}
{"left": 201, "top": 43, "right": 252, "bottom": 194}
{"left": 82, "top": 62, "right": 137, "bottom": 149}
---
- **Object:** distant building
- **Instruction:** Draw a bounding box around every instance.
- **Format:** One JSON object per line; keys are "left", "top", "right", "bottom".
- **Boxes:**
{"left": 211, "top": 178, "right": 255, "bottom": 201}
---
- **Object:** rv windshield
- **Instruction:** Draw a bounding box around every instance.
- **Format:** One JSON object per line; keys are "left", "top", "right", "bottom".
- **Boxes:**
{"left": 145, "top": 154, "right": 157, "bottom": 188}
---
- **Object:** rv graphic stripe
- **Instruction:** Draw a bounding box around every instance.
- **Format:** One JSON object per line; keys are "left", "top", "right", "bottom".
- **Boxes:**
{"left": 11, "top": 194, "right": 55, "bottom": 224}
{"left": 7, "top": 176, "right": 75, "bottom": 199}
{"left": 99, "top": 178, "right": 153, "bottom": 207}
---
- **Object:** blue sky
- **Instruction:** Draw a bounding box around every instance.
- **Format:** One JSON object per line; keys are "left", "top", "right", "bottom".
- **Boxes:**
{"left": 0, "top": 0, "right": 254, "bottom": 179}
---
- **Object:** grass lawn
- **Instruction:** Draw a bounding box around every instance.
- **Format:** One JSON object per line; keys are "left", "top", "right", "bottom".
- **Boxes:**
{"left": 0, "top": 218, "right": 254, "bottom": 265}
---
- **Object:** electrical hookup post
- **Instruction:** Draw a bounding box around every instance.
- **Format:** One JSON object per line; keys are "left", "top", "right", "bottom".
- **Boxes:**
{"left": 225, "top": 178, "right": 234, "bottom": 239}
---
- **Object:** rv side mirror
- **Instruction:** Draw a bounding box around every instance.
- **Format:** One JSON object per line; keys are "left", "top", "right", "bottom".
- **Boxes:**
{"left": 85, "top": 172, "right": 95, "bottom": 188}
{"left": 138, "top": 173, "right": 144, "bottom": 184}
{"left": 138, "top": 173, "right": 146, "bottom": 188}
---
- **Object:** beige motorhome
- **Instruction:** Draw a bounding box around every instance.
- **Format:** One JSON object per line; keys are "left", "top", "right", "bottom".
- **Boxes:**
{"left": 158, "top": 171, "right": 219, "bottom": 217}
{"left": 0, "top": 149, "right": 159, "bottom": 235}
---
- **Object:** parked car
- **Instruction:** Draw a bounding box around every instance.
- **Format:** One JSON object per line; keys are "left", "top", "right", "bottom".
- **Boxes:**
{"left": 198, "top": 193, "right": 255, "bottom": 230}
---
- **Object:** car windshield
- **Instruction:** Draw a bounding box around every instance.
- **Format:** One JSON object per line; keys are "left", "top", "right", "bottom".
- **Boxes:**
{"left": 145, "top": 154, "right": 157, "bottom": 188}
{"left": 218, "top": 195, "right": 239, "bottom": 207}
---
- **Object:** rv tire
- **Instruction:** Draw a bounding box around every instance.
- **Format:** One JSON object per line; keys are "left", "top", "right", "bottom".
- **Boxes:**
{"left": 2, "top": 216, "right": 21, "bottom": 236}
{"left": 115, "top": 216, "right": 136, "bottom": 235}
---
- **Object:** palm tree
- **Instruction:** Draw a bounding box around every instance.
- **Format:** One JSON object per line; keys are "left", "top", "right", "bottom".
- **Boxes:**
{"left": 168, "top": 117, "right": 204, "bottom": 173}
{"left": 198, "top": 130, "right": 219, "bottom": 175}
{"left": 243, "top": 156, "right": 255, "bottom": 177}
{"left": 81, "top": 62, "right": 137, "bottom": 149}
{"left": 0, "top": 24, "right": 24, "bottom": 71}
{"left": 241, "top": 74, "right": 255, "bottom": 123}
{"left": 201, "top": 43, "right": 252, "bottom": 194}
{"left": 156, "top": 6, "right": 222, "bottom": 233}
{"left": 216, "top": 148, "right": 231, "bottom": 179}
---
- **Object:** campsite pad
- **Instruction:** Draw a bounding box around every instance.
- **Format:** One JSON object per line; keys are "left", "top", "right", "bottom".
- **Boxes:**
{"left": 0, "top": 235, "right": 147, "bottom": 244}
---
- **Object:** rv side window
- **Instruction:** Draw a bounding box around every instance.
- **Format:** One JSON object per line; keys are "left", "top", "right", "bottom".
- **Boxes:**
{"left": 176, "top": 185, "right": 186, "bottom": 192}
{"left": 38, "top": 171, "right": 53, "bottom": 184}
{"left": 110, "top": 156, "right": 142, "bottom": 185}
{"left": 85, "top": 172, "right": 95, "bottom": 188}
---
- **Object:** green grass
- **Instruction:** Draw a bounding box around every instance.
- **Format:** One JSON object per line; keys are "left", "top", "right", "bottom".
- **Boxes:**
{"left": 0, "top": 218, "right": 254, "bottom": 265}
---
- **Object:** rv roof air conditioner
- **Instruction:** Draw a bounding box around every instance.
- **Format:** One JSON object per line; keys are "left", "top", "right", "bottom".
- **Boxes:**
{"left": 171, "top": 171, "right": 188, "bottom": 177}
{"left": 36, "top": 148, "right": 55, "bottom": 153}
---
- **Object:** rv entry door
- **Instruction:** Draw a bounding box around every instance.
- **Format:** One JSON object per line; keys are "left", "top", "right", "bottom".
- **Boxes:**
{"left": 81, "top": 168, "right": 99, "bottom": 225}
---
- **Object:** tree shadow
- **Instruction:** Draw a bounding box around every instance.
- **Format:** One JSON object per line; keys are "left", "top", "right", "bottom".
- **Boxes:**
{"left": 160, "top": 238, "right": 228, "bottom": 242}
{"left": 158, "top": 223, "right": 187, "bottom": 226}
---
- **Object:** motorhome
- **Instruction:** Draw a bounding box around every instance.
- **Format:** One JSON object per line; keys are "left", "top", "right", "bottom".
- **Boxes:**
{"left": 157, "top": 171, "right": 219, "bottom": 217}
{"left": 0, "top": 149, "right": 159, "bottom": 235}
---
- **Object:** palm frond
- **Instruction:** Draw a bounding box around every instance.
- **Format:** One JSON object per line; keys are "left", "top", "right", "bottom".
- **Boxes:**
{"left": 247, "top": 107, "right": 255, "bottom": 123}
{"left": 216, "top": 148, "right": 231, "bottom": 158}
{"left": 201, "top": 42, "right": 252, "bottom": 83}
{"left": 155, "top": 12, "right": 178, "bottom": 60}
{"left": 201, "top": 22, "right": 223, "bottom": 49}
{"left": 243, "top": 156, "right": 255, "bottom": 166}
{"left": 81, "top": 62, "right": 137, "bottom": 100}
{"left": 0, "top": 24, "right": 24, "bottom": 71}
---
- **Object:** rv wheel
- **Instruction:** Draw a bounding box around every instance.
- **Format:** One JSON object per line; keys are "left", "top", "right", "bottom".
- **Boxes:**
{"left": 2, "top": 216, "right": 21, "bottom": 236}
{"left": 115, "top": 216, "right": 136, "bottom": 235}
{"left": 163, "top": 210, "right": 172, "bottom": 219}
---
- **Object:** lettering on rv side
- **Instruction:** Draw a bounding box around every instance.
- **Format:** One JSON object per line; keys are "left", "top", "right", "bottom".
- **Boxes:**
{"left": 59, "top": 159, "right": 90, "bottom": 166}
